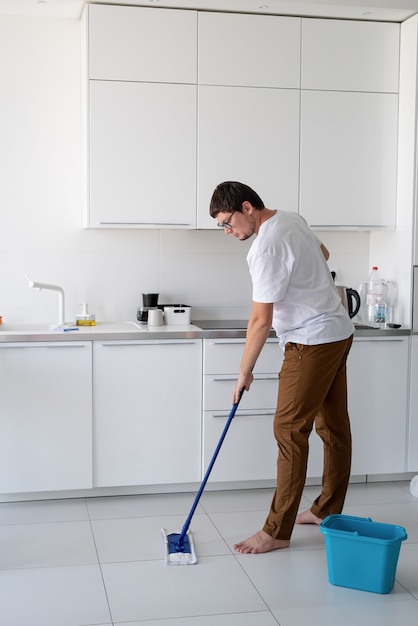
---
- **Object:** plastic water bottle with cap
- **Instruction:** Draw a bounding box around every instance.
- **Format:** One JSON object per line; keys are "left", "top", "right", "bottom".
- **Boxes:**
{"left": 365, "top": 266, "right": 386, "bottom": 326}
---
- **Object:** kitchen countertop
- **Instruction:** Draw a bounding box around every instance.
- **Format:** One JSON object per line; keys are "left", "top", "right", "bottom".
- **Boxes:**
{"left": 0, "top": 320, "right": 411, "bottom": 342}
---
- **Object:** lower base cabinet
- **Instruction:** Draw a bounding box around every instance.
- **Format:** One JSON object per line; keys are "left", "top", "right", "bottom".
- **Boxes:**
{"left": 93, "top": 339, "right": 202, "bottom": 487}
{"left": 0, "top": 342, "right": 93, "bottom": 493}
{"left": 408, "top": 336, "right": 418, "bottom": 471}
{"left": 201, "top": 336, "right": 409, "bottom": 485}
{"left": 202, "top": 338, "right": 282, "bottom": 483}
{"left": 0, "top": 333, "right": 409, "bottom": 497}
{"left": 348, "top": 336, "right": 408, "bottom": 475}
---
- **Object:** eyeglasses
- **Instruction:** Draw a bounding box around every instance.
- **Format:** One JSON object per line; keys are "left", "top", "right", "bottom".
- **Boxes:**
{"left": 217, "top": 210, "right": 236, "bottom": 230}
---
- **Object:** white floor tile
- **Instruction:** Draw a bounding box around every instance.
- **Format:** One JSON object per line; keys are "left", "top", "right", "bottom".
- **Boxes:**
{"left": 0, "top": 481, "right": 416, "bottom": 624}
{"left": 200, "top": 488, "right": 275, "bottom": 513}
{"left": 396, "top": 542, "right": 418, "bottom": 599}
{"left": 302, "top": 481, "right": 417, "bottom": 508}
{"left": 87, "top": 492, "right": 204, "bottom": 520}
{"left": 114, "top": 612, "right": 279, "bottom": 625}
{"left": 235, "top": 547, "right": 412, "bottom": 610}
{"left": 0, "top": 521, "right": 98, "bottom": 570}
{"left": 201, "top": 487, "right": 313, "bottom": 515}
{"left": 206, "top": 509, "right": 269, "bottom": 548}
{"left": 0, "top": 498, "right": 89, "bottom": 525}
{"left": 0, "top": 564, "right": 111, "bottom": 626}
{"left": 208, "top": 508, "right": 324, "bottom": 552}
{"left": 102, "top": 556, "right": 267, "bottom": 622}
{"left": 272, "top": 599, "right": 418, "bottom": 626}
{"left": 343, "top": 481, "right": 417, "bottom": 506}
{"left": 92, "top": 513, "right": 230, "bottom": 563}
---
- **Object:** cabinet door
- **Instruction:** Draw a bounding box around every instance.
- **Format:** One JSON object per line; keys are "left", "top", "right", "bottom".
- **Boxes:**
{"left": 197, "top": 86, "right": 300, "bottom": 229}
{"left": 300, "top": 90, "right": 398, "bottom": 228}
{"left": 203, "top": 408, "right": 278, "bottom": 482}
{"left": 88, "top": 81, "right": 197, "bottom": 228}
{"left": 408, "top": 336, "right": 418, "bottom": 471}
{"left": 0, "top": 342, "right": 92, "bottom": 493}
{"left": 203, "top": 405, "right": 324, "bottom": 483}
{"left": 87, "top": 4, "right": 197, "bottom": 83}
{"left": 348, "top": 337, "right": 408, "bottom": 475}
{"left": 301, "top": 19, "right": 399, "bottom": 93}
{"left": 198, "top": 12, "right": 300, "bottom": 88}
{"left": 93, "top": 340, "right": 202, "bottom": 487}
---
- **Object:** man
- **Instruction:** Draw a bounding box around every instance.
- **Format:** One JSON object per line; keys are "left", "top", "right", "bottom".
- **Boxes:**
{"left": 209, "top": 181, "right": 354, "bottom": 554}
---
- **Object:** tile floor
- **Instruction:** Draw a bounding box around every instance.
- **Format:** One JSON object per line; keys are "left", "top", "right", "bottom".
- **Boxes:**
{"left": 0, "top": 480, "right": 417, "bottom": 625}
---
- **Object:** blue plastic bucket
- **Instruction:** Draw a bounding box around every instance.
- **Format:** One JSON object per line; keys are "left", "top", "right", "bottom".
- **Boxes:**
{"left": 320, "top": 514, "right": 407, "bottom": 594}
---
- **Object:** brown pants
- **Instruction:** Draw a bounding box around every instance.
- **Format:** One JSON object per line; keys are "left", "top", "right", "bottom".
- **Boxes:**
{"left": 263, "top": 335, "right": 353, "bottom": 540}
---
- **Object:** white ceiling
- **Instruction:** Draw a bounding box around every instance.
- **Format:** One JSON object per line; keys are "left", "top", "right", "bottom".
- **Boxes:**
{"left": 0, "top": 0, "right": 417, "bottom": 22}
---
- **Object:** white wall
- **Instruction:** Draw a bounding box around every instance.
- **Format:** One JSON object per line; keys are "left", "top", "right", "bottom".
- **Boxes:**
{"left": 0, "top": 15, "right": 393, "bottom": 326}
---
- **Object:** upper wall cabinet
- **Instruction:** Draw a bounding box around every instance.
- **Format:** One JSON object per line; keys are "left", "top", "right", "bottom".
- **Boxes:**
{"left": 83, "top": 5, "right": 198, "bottom": 228}
{"left": 198, "top": 12, "right": 301, "bottom": 88}
{"left": 301, "top": 19, "right": 400, "bottom": 92}
{"left": 300, "top": 90, "right": 398, "bottom": 229}
{"left": 197, "top": 86, "right": 300, "bottom": 229}
{"left": 299, "top": 18, "right": 400, "bottom": 229}
{"left": 88, "top": 4, "right": 197, "bottom": 83}
{"left": 89, "top": 81, "right": 197, "bottom": 228}
{"left": 83, "top": 6, "right": 401, "bottom": 231}
{"left": 196, "top": 12, "right": 301, "bottom": 229}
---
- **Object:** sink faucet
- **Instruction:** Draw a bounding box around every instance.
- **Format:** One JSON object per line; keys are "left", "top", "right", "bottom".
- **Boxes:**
{"left": 25, "top": 274, "right": 66, "bottom": 327}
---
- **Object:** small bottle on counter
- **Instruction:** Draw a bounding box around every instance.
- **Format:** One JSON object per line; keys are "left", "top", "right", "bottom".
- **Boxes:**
{"left": 76, "top": 303, "right": 96, "bottom": 326}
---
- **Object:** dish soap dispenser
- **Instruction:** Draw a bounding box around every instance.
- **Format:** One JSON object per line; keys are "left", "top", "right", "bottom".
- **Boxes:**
{"left": 76, "top": 303, "right": 96, "bottom": 326}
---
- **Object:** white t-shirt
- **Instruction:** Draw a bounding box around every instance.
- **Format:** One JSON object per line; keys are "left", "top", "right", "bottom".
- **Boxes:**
{"left": 247, "top": 211, "right": 354, "bottom": 348}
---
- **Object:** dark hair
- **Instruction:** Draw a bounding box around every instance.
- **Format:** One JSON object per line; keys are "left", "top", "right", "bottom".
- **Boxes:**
{"left": 209, "top": 181, "right": 265, "bottom": 218}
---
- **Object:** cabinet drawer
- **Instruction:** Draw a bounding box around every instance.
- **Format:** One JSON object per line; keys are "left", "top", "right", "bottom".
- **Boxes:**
{"left": 203, "top": 409, "right": 277, "bottom": 482}
{"left": 204, "top": 375, "right": 278, "bottom": 411}
{"left": 204, "top": 338, "right": 281, "bottom": 374}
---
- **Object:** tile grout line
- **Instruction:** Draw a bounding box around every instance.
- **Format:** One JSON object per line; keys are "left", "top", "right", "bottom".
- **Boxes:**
{"left": 86, "top": 497, "right": 115, "bottom": 625}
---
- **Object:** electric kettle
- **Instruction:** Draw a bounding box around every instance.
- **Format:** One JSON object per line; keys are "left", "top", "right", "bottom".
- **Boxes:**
{"left": 336, "top": 286, "right": 361, "bottom": 319}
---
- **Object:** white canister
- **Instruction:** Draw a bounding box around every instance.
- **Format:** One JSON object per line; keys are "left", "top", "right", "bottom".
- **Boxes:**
{"left": 147, "top": 308, "right": 164, "bottom": 326}
{"left": 163, "top": 305, "right": 191, "bottom": 325}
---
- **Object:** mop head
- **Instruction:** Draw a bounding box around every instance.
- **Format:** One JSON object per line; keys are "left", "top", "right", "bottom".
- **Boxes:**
{"left": 161, "top": 528, "right": 197, "bottom": 565}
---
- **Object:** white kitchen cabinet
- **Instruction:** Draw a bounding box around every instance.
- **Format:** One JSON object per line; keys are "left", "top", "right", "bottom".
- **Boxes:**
{"left": 203, "top": 339, "right": 281, "bottom": 482}
{"left": 93, "top": 339, "right": 202, "bottom": 487}
{"left": 196, "top": 11, "right": 300, "bottom": 230}
{"left": 300, "top": 90, "right": 398, "bottom": 228}
{"left": 202, "top": 335, "right": 409, "bottom": 485}
{"left": 86, "top": 4, "right": 197, "bottom": 83}
{"left": 0, "top": 342, "right": 92, "bottom": 493}
{"left": 408, "top": 335, "right": 418, "bottom": 471}
{"left": 197, "top": 86, "right": 300, "bottom": 229}
{"left": 83, "top": 5, "right": 401, "bottom": 232}
{"left": 198, "top": 12, "right": 300, "bottom": 88}
{"left": 301, "top": 19, "right": 399, "bottom": 93}
{"left": 83, "top": 4, "right": 197, "bottom": 229}
{"left": 87, "top": 80, "right": 197, "bottom": 228}
{"left": 348, "top": 336, "right": 408, "bottom": 475}
{"left": 202, "top": 338, "right": 330, "bottom": 482}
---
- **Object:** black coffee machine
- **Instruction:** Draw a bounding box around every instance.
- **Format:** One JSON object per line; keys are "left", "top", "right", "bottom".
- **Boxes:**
{"left": 137, "top": 293, "right": 159, "bottom": 323}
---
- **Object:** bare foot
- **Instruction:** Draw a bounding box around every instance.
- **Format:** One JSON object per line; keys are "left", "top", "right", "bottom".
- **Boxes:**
{"left": 233, "top": 530, "right": 290, "bottom": 554}
{"left": 295, "top": 509, "right": 322, "bottom": 525}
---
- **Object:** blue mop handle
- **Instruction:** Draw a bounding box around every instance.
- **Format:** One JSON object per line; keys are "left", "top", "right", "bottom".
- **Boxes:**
{"left": 176, "top": 387, "right": 245, "bottom": 550}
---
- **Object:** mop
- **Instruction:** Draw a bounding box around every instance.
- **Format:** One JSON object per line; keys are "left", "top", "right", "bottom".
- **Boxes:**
{"left": 162, "top": 387, "right": 245, "bottom": 565}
